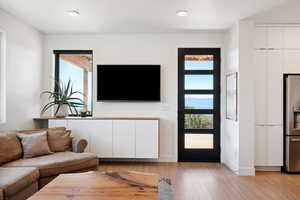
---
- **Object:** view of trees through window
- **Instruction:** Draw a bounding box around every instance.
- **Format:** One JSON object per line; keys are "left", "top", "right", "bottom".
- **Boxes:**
{"left": 184, "top": 114, "right": 213, "bottom": 129}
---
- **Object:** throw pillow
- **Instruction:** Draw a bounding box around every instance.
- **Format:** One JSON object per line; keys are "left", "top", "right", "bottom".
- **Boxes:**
{"left": 17, "top": 131, "right": 53, "bottom": 158}
{"left": 47, "top": 127, "right": 72, "bottom": 152}
{"left": 0, "top": 133, "right": 22, "bottom": 165}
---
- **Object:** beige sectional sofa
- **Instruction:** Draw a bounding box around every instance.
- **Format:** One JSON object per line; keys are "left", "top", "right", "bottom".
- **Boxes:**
{"left": 0, "top": 128, "right": 99, "bottom": 200}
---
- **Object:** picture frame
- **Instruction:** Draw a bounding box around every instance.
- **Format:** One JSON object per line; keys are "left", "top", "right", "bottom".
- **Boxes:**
{"left": 226, "top": 72, "right": 238, "bottom": 121}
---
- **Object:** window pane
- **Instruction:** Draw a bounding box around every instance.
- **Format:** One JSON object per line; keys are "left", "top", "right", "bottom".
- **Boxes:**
{"left": 185, "top": 75, "right": 213, "bottom": 90}
{"left": 185, "top": 114, "right": 213, "bottom": 129}
{"left": 185, "top": 134, "right": 214, "bottom": 149}
{"left": 185, "top": 55, "right": 213, "bottom": 70}
{"left": 185, "top": 95, "right": 213, "bottom": 109}
{"left": 59, "top": 54, "right": 93, "bottom": 114}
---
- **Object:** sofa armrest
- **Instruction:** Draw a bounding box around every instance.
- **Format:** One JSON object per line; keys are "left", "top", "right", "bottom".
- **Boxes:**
{"left": 72, "top": 138, "right": 88, "bottom": 153}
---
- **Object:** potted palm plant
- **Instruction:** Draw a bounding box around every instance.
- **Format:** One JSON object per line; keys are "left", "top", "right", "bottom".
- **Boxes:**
{"left": 41, "top": 79, "right": 85, "bottom": 117}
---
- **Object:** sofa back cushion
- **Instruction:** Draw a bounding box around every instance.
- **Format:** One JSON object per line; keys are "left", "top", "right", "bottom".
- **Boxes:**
{"left": 47, "top": 127, "right": 72, "bottom": 152}
{"left": 17, "top": 131, "right": 53, "bottom": 158}
{"left": 0, "top": 133, "right": 22, "bottom": 165}
{"left": 17, "top": 127, "right": 72, "bottom": 153}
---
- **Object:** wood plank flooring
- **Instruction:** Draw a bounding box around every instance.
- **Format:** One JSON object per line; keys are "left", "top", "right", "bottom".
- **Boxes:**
{"left": 99, "top": 162, "right": 300, "bottom": 200}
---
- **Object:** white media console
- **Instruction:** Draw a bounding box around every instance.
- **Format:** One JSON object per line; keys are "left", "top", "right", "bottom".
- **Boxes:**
{"left": 34, "top": 117, "right": 159, "bottom": 159}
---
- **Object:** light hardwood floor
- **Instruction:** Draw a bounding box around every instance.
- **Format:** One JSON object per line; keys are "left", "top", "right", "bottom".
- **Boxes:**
{"left": 99, "top": 162, "right": 300, "bottom": 200}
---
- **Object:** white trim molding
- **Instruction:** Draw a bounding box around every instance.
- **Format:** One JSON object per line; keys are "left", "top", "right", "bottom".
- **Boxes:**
{"left": 0, "top": 29, "right": 6, "bottom": 124}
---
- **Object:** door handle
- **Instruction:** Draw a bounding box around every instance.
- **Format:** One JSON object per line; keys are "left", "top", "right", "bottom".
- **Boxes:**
{"left": 291, "top": 138, "right": 300, "bottom": 142}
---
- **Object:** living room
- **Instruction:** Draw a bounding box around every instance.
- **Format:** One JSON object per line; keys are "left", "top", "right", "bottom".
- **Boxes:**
{"left": 1, "top": 0, "right": 300, "bottom": 199}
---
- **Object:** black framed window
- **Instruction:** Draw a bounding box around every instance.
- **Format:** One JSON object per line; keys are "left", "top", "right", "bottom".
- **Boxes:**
{"left": 178, "top": 48, "right": 221, "bottom": 162}
{"left": 54, "top": 50, "right": 93, "bottom": 116}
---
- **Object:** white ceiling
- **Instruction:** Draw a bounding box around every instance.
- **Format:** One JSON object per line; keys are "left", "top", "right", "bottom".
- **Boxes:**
{"left": 252, "top": 0, "right": 300, "bottom": 23}
{"left": 0, "top": 0, "right": 290, "bottom": 34}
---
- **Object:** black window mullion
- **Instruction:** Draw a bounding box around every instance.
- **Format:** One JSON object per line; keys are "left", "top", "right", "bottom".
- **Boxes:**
{"left": 184, "top": 90, "right": 215, "bottom": 95}
{"left": 183, "top": 109, "right": 213, "bottom": 114}
{"left": 184, "top": 70, "right": 213, "bottom": 75}
{"left": 184, "top": 129, "right": 215, "bottom": 133}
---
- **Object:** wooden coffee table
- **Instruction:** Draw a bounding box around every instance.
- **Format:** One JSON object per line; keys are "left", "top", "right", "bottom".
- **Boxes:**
{"left": 28, "top": 171, "right": 159, "bottom": 200}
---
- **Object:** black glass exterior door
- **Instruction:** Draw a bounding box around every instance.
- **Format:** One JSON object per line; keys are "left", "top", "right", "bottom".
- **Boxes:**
{"left": 178, "top": 48, "right": 221, "bottom": 162}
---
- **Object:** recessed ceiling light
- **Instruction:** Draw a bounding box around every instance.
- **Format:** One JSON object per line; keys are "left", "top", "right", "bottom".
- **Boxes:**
{"left": 67, "top": 10, "right": 80, "bottom": 17}
{"left": 176, "top": 10, "right": 188, "bottom": 17}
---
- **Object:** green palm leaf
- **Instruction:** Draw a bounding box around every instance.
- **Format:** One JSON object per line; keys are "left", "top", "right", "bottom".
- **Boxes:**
{"left": 41, "top": 78, "right": 86, "bottom": 116}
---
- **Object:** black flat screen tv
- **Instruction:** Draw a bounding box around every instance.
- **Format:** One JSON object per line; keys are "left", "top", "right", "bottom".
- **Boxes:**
{"left": 97, "top": 65, "right": 160, "bottom": 101}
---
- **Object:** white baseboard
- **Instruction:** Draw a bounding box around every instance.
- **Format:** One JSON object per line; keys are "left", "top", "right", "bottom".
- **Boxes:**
{"left": 223, "top": 160, "right": 238, "bottom": 173}
{"left": 255, "top": 166, "right": 282, "bottom": 172}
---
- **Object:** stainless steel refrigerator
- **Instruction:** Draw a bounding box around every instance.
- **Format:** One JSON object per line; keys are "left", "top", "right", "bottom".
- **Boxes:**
{"left": 285, "top": 74, "right": 300, "bottom": 172}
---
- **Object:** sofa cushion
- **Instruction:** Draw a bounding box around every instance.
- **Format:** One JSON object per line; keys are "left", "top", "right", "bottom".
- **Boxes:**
{"left": 0, "top": 167, "right": 39, "bottom": 197}
{"left": 3, "top": 152, "right": 98, "bottom": 177}
{"left": 0, "top": 133, "right": 22, "bottom": 165}
{"left": 47, "top": 127, "right": 72, "bottom": 152}
{"left": 17, "top": 131, "right": 53, "bottom": 158}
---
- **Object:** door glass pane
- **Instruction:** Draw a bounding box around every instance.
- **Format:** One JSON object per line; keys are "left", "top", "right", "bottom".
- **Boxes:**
{"left": 185, "top": 75, "right": 213, "bottom": 90}
{"left": 185, "top": 55, "right": 213, "bottom": 70}
{"left": 185, "top": 134, "right": 214, "bottom": 149}
{"left": 185, "top": 94, "right": 213, "bottom": 109}
{"left": 185, "top": 114, "right": 213, "bottom": 129}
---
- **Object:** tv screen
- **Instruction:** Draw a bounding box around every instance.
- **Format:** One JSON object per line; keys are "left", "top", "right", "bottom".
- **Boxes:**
{"left": 97, "top": 65, "right": 160, "bottom": 101}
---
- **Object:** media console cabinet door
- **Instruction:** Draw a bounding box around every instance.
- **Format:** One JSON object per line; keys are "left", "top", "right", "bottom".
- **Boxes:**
{"left": 135, "top": 120, "right": 159, "bottom": 159}
{"left": 89, "top": 120, "right": 113, "bottom": 158}
{"left": 113, "top": 120, "right": 135, "bottom": 158}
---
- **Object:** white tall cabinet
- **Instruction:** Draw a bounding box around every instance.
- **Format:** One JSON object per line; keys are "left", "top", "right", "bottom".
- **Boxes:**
{"left": 255, "top": 26, "right": 300, "bottom": 168}
{"left": 47, "top": 118, "right": 159, "bottom": 159}
{"left": 254, "top": 26, "right": 284, "bottom": 167}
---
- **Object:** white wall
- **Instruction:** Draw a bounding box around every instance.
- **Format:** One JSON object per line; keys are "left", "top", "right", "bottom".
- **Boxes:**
{"left": 223, "top": 20, "right": 255, "bottom": 176}
{"left": 238, "top": 20, "right": 255, "bottom": 176}
{"left": 0, "top": 30, "right": 6, "bottom": 123}
{"left": 222, "top": 23, "right": 239, "bottom": 172}
{"left": 43, "top": 32, "right": 224, "bottom": 162}
{"left": 0, "top": 9, "right": 44, "bottom": 131}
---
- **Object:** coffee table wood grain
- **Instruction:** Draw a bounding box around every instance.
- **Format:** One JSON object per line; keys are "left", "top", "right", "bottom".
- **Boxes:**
{"left": 28, "top": 171, "right": 158, "bottom": 200}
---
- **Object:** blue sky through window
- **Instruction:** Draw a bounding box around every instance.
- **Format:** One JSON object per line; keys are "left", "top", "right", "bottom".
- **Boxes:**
{"left": 59, "top": 60, "right": 83, "bottom": 95}
{"left": 184, "top": 75, "right": 213, "bottom": 90}
{"left": 185, "top": 61, "right": 213, "bottom": 70}
{"left": 185, "top": 94, "right": 213, "bottom": 109}
{"left": 59, "top": 59, "right": 92, "bottom": 112}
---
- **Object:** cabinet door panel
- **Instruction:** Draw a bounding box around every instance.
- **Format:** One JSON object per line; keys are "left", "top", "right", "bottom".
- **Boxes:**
{"left": 267, "top": 50, "right": 283, "bottom": 125}
{"left": 267, "top": 126, "right": 283, "bottom": 166}
{"left": 135, "top": 120, "right": 159, "bottom": 159}
{"left": 255, "top": 51, "right": 267, "bottom": 124}
{"left": 49, "top": 120, "right": 68, "bottom": 128}
{"left": 90, "top": 120, "right": 113, "bottom": 158}
{"left": 255, "top": 27, "right": 267, "bottom": 49}
{"left": 284, "top": 28, "right": 300, "bottom": 48}
{"left": 283, "top": 50, "right": 300, "bottom": 73}
{"left": 68, "top": 120, "right": 91, "bottom": 152}
{"left": 267, "top": 27, "right": 283, "bottom": 49}
{"left": 255, "top": 126, "right": 268, "bottom": 166}
{"left": 113, "top": 120, "right": 135, "bottom": 158}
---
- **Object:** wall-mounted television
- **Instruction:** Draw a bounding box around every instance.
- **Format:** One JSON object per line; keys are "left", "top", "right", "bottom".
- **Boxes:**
{"left": 97, "top": 65, "right": 160, "bottom": 101}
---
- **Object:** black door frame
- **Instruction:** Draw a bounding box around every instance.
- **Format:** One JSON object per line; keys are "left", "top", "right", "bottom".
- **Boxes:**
{"left": 178, "top": 48, "right": 221, "bottom": 162}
